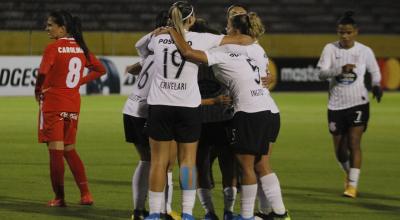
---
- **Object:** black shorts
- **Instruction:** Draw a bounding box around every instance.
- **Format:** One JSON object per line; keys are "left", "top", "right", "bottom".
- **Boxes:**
{"left": 123, "top": 114, "right": 149, "bottom": 147}
{"left": 230, "top": 111, "right": 271, "bottom": 155}
{"left": 268, "top": 113, "right": 280, "bottom": 143}
{"left": 328, "top": 103, "right": 369, "bottom": 135}
{"left": 199, "top": 120, "right": 232, "bottom": 148}
{"left": 147, "top": 105, "right": 202, "bottom": 143}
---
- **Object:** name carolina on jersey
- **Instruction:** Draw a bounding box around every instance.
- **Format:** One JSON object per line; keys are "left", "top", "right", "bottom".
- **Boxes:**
{"left": 57, "top": 47, "right": 83, "bottom": 54}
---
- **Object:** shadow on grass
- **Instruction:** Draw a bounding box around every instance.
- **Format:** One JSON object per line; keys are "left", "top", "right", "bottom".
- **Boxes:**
{"left": 0, "top": 196, "right": 129, "bottom": 219}
{"left": 88, "top": 178, "right": 131, "bottom": 187}
{"left": 283, "top": 185, "right": 400, "bottom": 214}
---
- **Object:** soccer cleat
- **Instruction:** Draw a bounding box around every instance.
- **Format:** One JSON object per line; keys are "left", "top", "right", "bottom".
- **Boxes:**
{"left": 80, "top": 194, "right": 94, "bottom": 205}
{"left": 167, "top": 210, "right": 181, "bottom": 220}
{"left": 47, "top": 198, "right": 66, "bottom": 207}
{"left": 145, "top": 213, "right": 161, "bottom": 220}
{"left": 132, "top": 209, "right": 150, "bottom": 220}
{"left": 343, "top": 185, "right": 357, "bottom": 198}
{"left": 224, "top": 211, "right": 236, "bottom": 220}
{"left": 204, "top": 212, "right": 219, "bottom": 220}
{"left": 271, "top": 211, "right": 291, "bottom": 220}
{"left": 181, "top": 213, "right": 195, "bottom": 220}
{"left": 254, "top": 212, "right": 271, "bottom": 220}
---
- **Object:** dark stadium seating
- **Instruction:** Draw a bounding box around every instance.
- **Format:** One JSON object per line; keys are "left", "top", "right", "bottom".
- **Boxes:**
{"left": 0, "top": 0, "right": 399, "bottom": 33}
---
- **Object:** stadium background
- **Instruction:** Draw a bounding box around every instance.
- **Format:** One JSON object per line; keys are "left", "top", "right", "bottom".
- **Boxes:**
{"left": 1, "top": 0, "right": 400, "bottom": 94}
{"left": 0, "top": 1, "right": 400, "bottom": 220}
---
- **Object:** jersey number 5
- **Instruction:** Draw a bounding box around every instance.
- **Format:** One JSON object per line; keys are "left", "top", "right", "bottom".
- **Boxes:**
{"left": 163, "top": 48, "right": 186, "bottom": 79}
{"left": 246, "top": 58, "right": 261, "bottom": 84}
{"left": 66, "top": 57, "right": 82, "bottom": 88}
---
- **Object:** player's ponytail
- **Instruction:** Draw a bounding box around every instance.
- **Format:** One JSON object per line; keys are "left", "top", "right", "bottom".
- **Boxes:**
{"left": 71, "top": 16, "right": 90, "bottom": 61}
{"left": 230, "top": 13, "right": 251, "bottom": 36}
{"left": 49, "top": 11, "right": 90, "bottom": 60}
{"left": 337, "top": 10, "right": 357, "bottom": 27}
{"left": 169, "top": 1, "right": 194, "bottom": 40}
{"left": 248, "top": 12, "right": 265, "bottom": 39}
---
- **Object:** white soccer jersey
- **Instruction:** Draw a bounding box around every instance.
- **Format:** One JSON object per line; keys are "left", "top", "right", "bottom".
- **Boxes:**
{"left": 147, "top": 31, "right": 224, "bottom": 107}
{"left": 122, "top": 54, "right": 155, "bottom": 118}
{"left": 221, "top": 43, "right": 279, "bottom": 113}
{"left": 135, "top": 32, "right": 153, "bottom": 61}
{"left": 317, "top": 41, "right": 381, "bottom": 110}
{"left": 205, "top": 47, "right": 269, "bottom": 114}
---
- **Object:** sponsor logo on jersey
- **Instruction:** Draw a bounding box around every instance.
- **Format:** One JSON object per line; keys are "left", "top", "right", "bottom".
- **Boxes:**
{"left": 335, "top": 71, "right": 357, "bottom": 85}
{"left": 128, "top": 93, "right": 143, "bottom": 102}
{"left": 250, "top": 88, "right": 265, "bottom": 97}
{"left": 158, "top": 38, "right": 192, "bottom": 46}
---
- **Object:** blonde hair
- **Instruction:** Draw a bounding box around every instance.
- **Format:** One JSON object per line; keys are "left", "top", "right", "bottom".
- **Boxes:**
{"left": 248, "top": 12, "right": 265, "bottom": 38}
{"left": 169, "top": 2, "right": 194, "bottom": 40}
{"left": 170, "top": 6, "right": 185, "bottom": 39}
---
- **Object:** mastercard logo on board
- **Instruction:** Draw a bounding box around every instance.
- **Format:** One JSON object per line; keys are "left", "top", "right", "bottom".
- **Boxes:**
{"left": 378, "top": 58, "right": 400, "bottom": 90}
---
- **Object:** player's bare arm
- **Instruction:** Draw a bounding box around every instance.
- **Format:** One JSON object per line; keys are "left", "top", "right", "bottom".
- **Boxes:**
{"left": 168, "top": 27, "right": 208, "bottom": 64}
{"left": 125, "top": 62, "right": 142, "bottom": 75}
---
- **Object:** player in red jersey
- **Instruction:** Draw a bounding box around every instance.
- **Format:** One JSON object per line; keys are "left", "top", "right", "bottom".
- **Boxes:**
{"left": 35, "top": 10, "right": 106, "bottom": 207}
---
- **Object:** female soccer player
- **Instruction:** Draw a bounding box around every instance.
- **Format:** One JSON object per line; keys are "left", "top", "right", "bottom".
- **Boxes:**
{"left": 35, "top": 10, "right": 106, "bottom": 207}
{"left": 317, "top": 11, "right": 383, "bottom": 198}
{"left": 167, "top": 12, "right": 288, "bottom": 220}
{"left": 224, "top": 13, "right": 290, "bottom": 219}
{"left": 144, "top": 2, "right": 252, "bottom": 220}
{"left": 124, "top": 10, "right": 181, "bottom": 220}
{"left": 187, "top": 19, "right": 237, "bottom": 220}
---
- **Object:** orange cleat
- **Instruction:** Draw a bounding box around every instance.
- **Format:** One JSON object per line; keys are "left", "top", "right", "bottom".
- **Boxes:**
{"left": 80, "top": 194, "right": 94, "bottom": 205}
{"left": 47, "top": 198, "right": 66, "bottom": 207}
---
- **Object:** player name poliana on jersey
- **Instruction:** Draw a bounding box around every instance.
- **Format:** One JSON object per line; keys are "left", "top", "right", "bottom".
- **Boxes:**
{"left": 250, "top": 88, "right": 266, "bottom": 97}
{"left": 159, "top": 81, "right": 187, "bottom": 90}
{"left": 57, "top": 47, "right": 84, "bottom": 54}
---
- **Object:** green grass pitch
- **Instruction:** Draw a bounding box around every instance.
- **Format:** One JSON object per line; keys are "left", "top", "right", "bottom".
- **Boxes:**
{"left": 0, "top": 92, "right": 399, "bottom": 219}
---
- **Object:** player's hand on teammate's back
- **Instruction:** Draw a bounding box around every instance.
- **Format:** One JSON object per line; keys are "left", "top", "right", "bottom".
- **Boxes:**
{"left": 153, "top": 26, "right": 170, "bottom": 36}
{"left": 372, "top": 85, "right": 383, "bottom": 103}
{"left": 261, "top": 74, "right": 273, "bottom": 89}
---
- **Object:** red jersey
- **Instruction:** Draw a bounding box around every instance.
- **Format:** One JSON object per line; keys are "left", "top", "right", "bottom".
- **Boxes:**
{"left": 39, "top": 38, "right": 105, "bottom": 112}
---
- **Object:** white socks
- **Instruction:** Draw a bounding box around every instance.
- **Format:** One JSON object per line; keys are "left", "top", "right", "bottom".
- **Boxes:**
{"left": 132, "top": 160, "right": 150, "bottom": 210}
{"left": 223, "top": 186, "right": 237, "bottom": 212}
{"left": 240, "top": 184, "right": 257, "bottom": 218}
{"left": 197, "top": 188, "right": 215, "bottom": 213}
{"left": 256, "top": 182, "right": 272, "bottom": 214}
{"left": 182, "top": 190, "right": 196, "bottom": 215}
{"left": 348, "top": 168, "right": 360, "bottom": 187}
{"left": 149, "top": 191, "right": 164, "bottom": 214}
{"left": 259, "top": 173, "right": 286, "bottom": 215}
{"left": 166, "top": 172, "right": 173, "bottom": 213}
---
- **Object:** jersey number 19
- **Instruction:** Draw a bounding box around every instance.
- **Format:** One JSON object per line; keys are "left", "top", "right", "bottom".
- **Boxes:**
{"left": 163, "top": 48, "right": 186, "bottom": 79}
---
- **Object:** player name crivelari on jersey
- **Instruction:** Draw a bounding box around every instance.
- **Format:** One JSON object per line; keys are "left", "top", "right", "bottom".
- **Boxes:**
{"left": 159, "top": 81, "right": 187, "bottom": 90}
